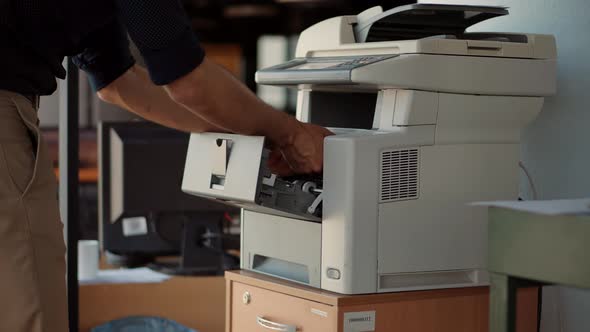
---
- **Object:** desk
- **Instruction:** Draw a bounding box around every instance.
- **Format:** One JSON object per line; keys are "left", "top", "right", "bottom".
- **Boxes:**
{"left": 80, "top": 275, "right": 225, "bottom": 332}
{"left": 487, "top": 207, "right": 590, "bottom": 332}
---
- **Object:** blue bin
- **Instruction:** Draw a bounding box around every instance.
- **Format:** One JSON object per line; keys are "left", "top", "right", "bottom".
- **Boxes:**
{"left": 91, "top": 316, "right": 197, "bottom": 332}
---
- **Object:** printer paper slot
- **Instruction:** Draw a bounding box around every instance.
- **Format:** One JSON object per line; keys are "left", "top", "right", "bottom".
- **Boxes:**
{"left": 252, "top": 255, "right": 311, "bottom": 285}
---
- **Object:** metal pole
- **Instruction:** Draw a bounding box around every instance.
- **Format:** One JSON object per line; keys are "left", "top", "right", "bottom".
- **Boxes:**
{"left": 242, "top": 37, "right": 258, "bottom": 93}
{"left": 59, "top": 57, "right": 79, "bottom": 332}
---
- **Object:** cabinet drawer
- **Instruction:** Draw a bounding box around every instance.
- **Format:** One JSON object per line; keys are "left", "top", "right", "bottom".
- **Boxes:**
{"left": 230, "top": 282, "right": 336, "bottom": 332}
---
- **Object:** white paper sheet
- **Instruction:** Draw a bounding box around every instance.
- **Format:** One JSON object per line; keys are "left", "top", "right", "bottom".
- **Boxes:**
{"left": 472, "top": 198, "right": 590, "bottom": 216}
{"left": 78, "top": 267, "right": 172, "bottom": 285}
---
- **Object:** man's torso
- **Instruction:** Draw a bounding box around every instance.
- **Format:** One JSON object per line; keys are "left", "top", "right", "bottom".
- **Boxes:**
{"left": 0, "top": 0, "right": 116, "bottom": 95}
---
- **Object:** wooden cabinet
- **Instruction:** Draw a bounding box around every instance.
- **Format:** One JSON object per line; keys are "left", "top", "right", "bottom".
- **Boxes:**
{"left": 231, "top": 282, "right": 336, "bottom": 332}
{"left": 226, "top": 270, "right": 539, "bottom": 332}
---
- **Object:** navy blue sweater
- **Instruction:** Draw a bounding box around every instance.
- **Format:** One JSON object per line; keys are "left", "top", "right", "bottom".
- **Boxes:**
{"left": 0, "top": 0, "right": 205, "bottom": 94}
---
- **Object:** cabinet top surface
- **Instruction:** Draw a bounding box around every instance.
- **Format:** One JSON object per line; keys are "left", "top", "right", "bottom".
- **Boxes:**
{"left": 225, "top": 270, "right": 489, "bottom": 307}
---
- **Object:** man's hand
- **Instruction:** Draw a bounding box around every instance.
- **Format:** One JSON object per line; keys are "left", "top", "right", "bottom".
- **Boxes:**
{"left": 268, "top": 120, "right": 334, "bottom": 176}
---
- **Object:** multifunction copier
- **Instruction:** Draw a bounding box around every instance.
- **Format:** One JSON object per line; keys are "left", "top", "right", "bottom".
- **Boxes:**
{"left": 182, "top": 4, "right": 557, "bottom": 294}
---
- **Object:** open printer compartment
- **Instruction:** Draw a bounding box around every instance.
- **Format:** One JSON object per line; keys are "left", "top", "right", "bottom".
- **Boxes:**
{"left": 181, "top": 133, "right": 323, "bottom": 223}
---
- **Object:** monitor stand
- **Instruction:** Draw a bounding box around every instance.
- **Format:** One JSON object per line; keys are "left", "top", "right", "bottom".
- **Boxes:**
{"left": 148, "top": 214, "right": 239, "bottom": 276}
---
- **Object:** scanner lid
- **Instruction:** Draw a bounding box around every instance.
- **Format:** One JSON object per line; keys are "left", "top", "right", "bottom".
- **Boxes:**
{"left": 355, "top": 4, "right": 509, "bottom": 43}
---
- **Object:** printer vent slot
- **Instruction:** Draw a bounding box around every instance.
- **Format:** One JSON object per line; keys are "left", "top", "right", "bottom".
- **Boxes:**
{"left": 380, "top": 148, "right": 419, "bottom": 202}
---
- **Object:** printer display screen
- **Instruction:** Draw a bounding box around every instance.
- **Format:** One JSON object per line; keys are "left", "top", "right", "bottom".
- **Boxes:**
{"left": 290, "top": 61, "right": 345, "bottom": 70}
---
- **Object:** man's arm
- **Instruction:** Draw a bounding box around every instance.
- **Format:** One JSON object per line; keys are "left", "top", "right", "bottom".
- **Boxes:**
{"left": 97, "top": 64, "right": 225, "bottom": 133}
{"left": 99, "top": 57, "right": 332, "bottom": 174}
{"left": 165, "top": 58, "right": 333, "bottom": 174}
{"left": 165, "top": 58, "right": 296, "bottom": 149}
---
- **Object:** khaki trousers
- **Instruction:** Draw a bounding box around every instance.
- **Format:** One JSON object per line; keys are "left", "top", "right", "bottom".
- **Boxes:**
{"left": 0, "top": 90, "right": 68, "bottom": 332}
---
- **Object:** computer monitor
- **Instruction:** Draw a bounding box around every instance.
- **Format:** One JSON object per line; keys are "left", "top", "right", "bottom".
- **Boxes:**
{"left": 98, "top": 121, "right": 240, "bottom": 275}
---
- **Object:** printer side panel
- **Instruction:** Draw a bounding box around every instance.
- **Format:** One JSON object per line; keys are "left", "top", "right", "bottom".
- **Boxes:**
{"left": 377, "top": 144, "right": 520, "bottom": 291}
{"left": 322, "top": 127, "right": 435, "bottom": 294}
{"left": 374, "top": 92, "right": 540, "bottom": 291}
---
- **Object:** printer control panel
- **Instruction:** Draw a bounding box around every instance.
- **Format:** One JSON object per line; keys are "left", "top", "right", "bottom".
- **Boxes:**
{"left": 333, "top": 56, "right": 387, "bottom": 68}
{"left": 284, "top": 55, "right": 394, "bottom": 71}
{"left": 256, "top": 55, "right": 397, "bottom": 85}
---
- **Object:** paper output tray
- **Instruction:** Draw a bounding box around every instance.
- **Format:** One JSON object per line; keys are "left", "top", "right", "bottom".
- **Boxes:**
{"left": 182, "top": 133, "right": 322, "bottom": 222}
{"left": 355, "top": 4, "right": 508, "bottom": 42}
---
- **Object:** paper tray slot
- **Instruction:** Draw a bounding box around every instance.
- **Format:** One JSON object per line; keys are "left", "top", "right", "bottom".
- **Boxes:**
{"left": 242, "top": 210, "right": 322, "bottom": 287}
{"left": 253, "top": 255, "right": 310, "bottom": 284}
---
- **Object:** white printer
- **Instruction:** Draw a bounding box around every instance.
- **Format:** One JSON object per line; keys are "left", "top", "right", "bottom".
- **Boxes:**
{"left": 182, "top": 4, "right": 557, "bottom": 294}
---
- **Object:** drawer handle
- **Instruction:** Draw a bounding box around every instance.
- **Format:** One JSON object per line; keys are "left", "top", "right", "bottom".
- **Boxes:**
{"left": 256, "top": 316, "right": 297, "bottom": 332}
